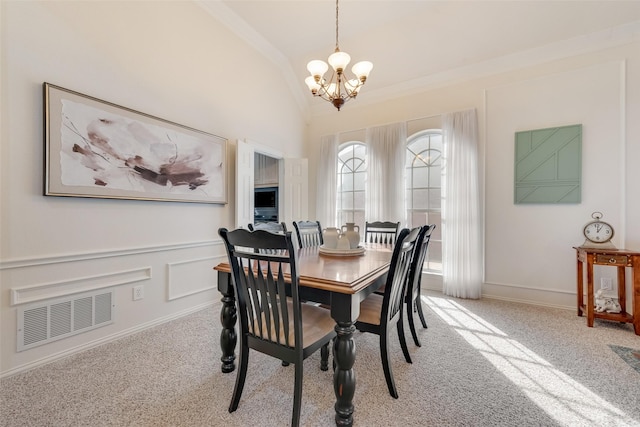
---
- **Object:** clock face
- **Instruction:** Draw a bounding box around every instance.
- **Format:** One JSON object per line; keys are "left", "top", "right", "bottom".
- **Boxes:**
{"left": 583, "top": 221, "right": 614, "bottom": 243}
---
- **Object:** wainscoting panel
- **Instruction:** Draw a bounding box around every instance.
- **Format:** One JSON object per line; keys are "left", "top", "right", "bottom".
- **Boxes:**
{"left": 1, "top": 240, "right": 225, "bottom": 377}
{"left": 11, "top": 268, "right": 151, "bottom": 306}
{"left": 166, "top": 254, "right": 227, "bottom": 301}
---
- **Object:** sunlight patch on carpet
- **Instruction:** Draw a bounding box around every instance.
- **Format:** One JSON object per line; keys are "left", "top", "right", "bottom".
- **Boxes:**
{"left": 424, "top": 296, "right": 637, "bottom": 427}
{"left": 609, "top": 345, "right": 640, "bottom": 374}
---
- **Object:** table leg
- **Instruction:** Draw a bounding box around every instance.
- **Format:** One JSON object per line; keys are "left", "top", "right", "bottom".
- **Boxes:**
{"left": 633, "top": 256, "right": 640, "bottom": 335}
{"left": 586, "top": 253, "right": 595, "bottom": 327}
{"left": 218, "top": 272, "right": 237, "bottom": 373}
{"left": 617, "top": 266, "right": 626, "bottom": 314}
{"left": 576, "top": 254, "right": 584, "bottom": 317}
{"left": 333, "top": 321, "right": 356, "bottom": 427}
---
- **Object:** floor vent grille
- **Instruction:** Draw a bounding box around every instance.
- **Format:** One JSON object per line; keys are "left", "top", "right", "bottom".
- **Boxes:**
{"left": 17, "top": 289, "right": 114, "bottom": 352}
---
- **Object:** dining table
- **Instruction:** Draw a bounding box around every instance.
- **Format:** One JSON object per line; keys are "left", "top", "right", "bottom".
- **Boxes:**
{"left": 214, "top": 243, "right": 394, "bottom": 427}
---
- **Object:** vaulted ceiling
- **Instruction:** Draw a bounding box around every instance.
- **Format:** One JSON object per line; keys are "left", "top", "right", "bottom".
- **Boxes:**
{"left": 198, "top": 1, "right": 640, "bottom": 114}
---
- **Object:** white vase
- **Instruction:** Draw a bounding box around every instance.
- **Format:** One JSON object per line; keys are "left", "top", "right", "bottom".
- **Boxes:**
{"left": 336, "top": 234, "right": 351, "bottom": 250}
{"left": 322, "top": 227, "right": 340, "bottom": 249}
{"left": 341, "top": 223, "right": 361, "bottom": 249}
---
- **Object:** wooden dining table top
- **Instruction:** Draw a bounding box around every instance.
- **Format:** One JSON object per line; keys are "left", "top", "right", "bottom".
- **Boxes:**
{"left": 214, "top": 243, "right": 394, "bottom": 295}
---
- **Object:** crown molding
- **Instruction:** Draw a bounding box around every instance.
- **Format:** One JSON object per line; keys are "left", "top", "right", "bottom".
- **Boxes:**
{"left": 196, "top": 1, "right": 639, "bottom": 119}
{"left": 308, "top": 20, "right": 640, "bottom": 116}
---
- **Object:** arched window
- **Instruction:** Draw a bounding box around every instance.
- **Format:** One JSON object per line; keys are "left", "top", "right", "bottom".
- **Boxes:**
{"left": 406, "top": 130, "right": 442, "bottom": 272}
{"left": 337, "top": 142, "right": 366, "bottom": 232}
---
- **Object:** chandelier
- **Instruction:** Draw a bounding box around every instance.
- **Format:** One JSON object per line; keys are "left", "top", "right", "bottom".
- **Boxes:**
{"left": 304, "top": 0, "right": 373, "bottom": 111}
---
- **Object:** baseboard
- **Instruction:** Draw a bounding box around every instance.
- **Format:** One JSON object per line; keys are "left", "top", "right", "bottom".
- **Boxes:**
{"left": 422, "top": 281, "right": 576, "bottom": 310}
{"left": 479, "top": 292, "right": 574, "bottom": 311}
{"left": 0, "top": 301, "right": 216, "bottom": 379}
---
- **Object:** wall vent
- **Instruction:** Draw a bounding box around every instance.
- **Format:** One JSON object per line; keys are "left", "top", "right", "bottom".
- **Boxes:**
{"left": 17, "top": 289, "right": 114, "bottom": 352}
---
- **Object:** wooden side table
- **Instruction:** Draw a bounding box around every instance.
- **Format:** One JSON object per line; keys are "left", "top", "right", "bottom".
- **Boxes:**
{"left": 574, "top": 246, "right": 640, "bottom": 335}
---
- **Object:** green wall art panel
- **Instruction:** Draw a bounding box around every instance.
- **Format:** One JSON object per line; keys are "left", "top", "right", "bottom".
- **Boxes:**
{"left": 514, "top": 124, "right": 581, "bottom": 204}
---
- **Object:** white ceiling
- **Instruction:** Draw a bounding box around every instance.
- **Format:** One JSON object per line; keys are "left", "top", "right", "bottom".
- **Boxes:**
{"left": 198, "top": 1, "right": 640, "bottom": 113}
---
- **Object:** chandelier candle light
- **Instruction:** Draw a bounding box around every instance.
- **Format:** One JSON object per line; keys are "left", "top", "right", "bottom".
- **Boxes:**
{"left": 305, "top": 0, "right": 373, "bottom": 111}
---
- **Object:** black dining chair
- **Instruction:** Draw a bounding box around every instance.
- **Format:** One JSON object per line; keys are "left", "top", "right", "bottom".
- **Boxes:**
{"left": 292, "top": 220, "right": 323, "bottom": 248}
{"left": 405, "top": 224, "right": 436, "bottom": 347}
{"left": 364, "top": 221, "right": 400, "bottom": 245}
{"left": 248, "top": 221, "right": 287, "bottom": 233}
{"left": 355, "top": 226, "right": 421, "bottom": 399}
{"left": 219, "top": 228, "right": 336, "bottom": 427}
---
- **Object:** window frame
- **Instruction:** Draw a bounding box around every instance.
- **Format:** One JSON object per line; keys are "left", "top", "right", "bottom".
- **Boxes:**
{"left": 405, "top": 129, "right": 442, "bottom": 273}
{"left": 336, "top": 141, "right": 367, "bottom": 232}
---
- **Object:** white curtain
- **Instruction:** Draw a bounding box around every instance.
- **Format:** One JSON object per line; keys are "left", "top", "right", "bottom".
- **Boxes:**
{"left": 442, "top": 109, "right": 483, "bottom": 299}
{"left": 365, "top": 123, "right": 406, "bottom": 224}
{"left": 316, "top": 134, "right": 339, "bottom": 228}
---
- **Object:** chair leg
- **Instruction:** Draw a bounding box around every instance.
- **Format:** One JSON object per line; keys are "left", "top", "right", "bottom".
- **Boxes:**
{"left": 320, "top": 342, "right": 329, "bottom": 371}
{"left": 229, "top": 341, "right": 249, "bottom": 412}
{"left": 416, "top": 297, "right": 428, "bottom": 329}
{"left": 291, "top": 357, "right": 304, "bottom": 427}
{"left": 407, "top": 299, "right": 421, "bottom": 347}
{"left": 397, "top": 317, "right": 412, "bottom": 364}
{"left": 380, "top": 332, "right": 398, "bottom": 399}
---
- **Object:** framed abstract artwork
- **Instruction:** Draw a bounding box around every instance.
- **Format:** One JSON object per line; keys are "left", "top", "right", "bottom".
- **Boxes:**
{"left": 514, "top": 124, "right": 582, "bottom": 204}
{"left": 44, "top": 83, "right": 227, "bottom": 204}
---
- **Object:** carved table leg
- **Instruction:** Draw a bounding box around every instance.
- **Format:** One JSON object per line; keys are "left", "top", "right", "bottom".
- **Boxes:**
{"left": 219, "top": 282, "right": 237, "bottom": 373}
{"left": 333, "top": 321, "right": 356, "bottom": 426}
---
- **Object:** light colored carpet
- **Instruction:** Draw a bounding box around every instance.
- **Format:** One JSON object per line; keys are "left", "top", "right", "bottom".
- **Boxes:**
{"left": 2, "top": 291, "right": 640, "bottom": 427}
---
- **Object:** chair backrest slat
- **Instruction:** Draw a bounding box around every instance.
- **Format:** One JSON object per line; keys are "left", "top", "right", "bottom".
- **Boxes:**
{"left": 365, "top": 221, "right": 400, "bottom": 245}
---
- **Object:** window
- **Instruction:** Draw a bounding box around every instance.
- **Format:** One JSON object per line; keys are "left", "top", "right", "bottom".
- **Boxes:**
{"left": 334, "top": 133, "right": 442, "bottom": 273}
{"left": 337, "top": 142, "right": 366, "bottom": 232}
{"left": 405, "top": 130, "right": 442, "bottom": 272}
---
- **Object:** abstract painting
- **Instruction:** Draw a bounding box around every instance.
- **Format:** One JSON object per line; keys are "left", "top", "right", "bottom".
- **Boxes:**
{"left": 514, "top": 124, "right": 581, "bottom": 204}
{"left": 44, "top": 83, "right": 227, "bottom": 204}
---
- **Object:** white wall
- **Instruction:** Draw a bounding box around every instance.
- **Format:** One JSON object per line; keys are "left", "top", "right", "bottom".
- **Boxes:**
{"left": 0, "top": 1, "right": 306, "bottom": 376}
{"left": 305, "top": 41, "right": 640, "bottom": 309}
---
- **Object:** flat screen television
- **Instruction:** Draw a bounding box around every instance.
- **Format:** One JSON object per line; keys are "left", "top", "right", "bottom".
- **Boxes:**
{"left": 254, "top": 187, "right": 277, "bottom": 208}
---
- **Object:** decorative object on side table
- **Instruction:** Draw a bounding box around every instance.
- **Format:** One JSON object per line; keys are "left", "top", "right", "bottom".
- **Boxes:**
{"left": 594, "top": 289, "right": 622, "bottom": 313}
{"left": 581, "top": 211, "right": 615, "bottom": 248}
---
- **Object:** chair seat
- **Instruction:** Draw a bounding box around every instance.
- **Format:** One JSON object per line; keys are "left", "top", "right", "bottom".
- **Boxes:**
{"left": 253, "top": 299, "right": 336, "bottom": 347}
{"left": 357, "top": 293, "right": 383, "bottom": 326}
